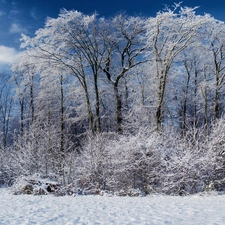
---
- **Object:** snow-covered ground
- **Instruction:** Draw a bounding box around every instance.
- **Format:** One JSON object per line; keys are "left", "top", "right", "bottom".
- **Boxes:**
{"left": 0, "top": 188, "right": 225, "bottom": 225}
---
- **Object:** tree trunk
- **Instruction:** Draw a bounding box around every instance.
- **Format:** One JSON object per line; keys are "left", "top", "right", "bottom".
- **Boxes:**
{"left": 193, "top": 70, "right": 197, "bottom": 128}
{"left": 182, "top": 63, "right": 191, "bottom": 133}
{"left": 60, "top": 74, "right": 64, "bottom": 153}
{"left": 156, "top": 71, "right": 167, "bottom": 130}
{"left": 83, "top": 80, "right": 94, "bottom": 134}
{"left": 94, "top": 73, "right": 101, "bottom": 133}
{"left": 114, "top": 83, "right": 122, "bottom": 133}
{"left": 20, "top": 99, "right": 24, "bottom": 136}
{"left": 214, "top": 70, "right": 220, "bottom": 120}
{"left": 30, "top": 76, "right": 34, "bottom": 125}
{"left": 203, "top": 67, "right": 208, "bottom": 130}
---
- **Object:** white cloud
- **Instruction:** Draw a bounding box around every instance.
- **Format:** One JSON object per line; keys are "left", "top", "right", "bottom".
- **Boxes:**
{"left": 30, "top": 8, "right": 38, "bottom": 20}
{"left": 0, "top": 45, "right": 18, "bottom": 64}
{"left": 0, "top": 10, "right": 6, "bottom": 17}
{"left": 9, "top": 23, "right": 27, "bottom": 34}
{"left": 10, "top": 9, "right": 19, "bottom": 15}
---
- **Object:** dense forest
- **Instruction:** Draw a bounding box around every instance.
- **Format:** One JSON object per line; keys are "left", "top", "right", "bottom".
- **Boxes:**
{"left": 1, "top": 3, "right": 225, "bottom": 195}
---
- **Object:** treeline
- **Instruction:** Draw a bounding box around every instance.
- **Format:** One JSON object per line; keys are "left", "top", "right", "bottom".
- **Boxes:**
{"left": 1, "top": 3, "right": 225, "bottom": 194}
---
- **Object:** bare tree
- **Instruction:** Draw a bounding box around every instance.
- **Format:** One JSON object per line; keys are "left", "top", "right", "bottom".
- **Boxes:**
{"left": 20, "top": 10, "right": 105, "bottom": 134}
{"left": 0, "top": 73, "right": 14, "bottom": 148}
{"left": 146, "top": 4, "right": 203, "bottom": 130}
{"left": 100, "top": 14, "right": 148, "bottom": 133}
{"left": 209, "top": 22, "right": 225, "bottom": 119}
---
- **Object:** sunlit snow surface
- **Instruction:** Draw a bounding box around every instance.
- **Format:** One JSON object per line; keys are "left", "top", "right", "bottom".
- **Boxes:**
{"left": 1, "top": 188, "right": 225, "bottom": 225}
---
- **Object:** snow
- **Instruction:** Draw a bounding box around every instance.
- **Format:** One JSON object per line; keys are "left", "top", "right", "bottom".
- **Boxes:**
{"left": 0, "top": 188, "right": 225, "bottom": 225}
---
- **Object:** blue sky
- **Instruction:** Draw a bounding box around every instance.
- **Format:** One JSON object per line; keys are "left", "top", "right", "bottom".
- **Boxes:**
{"left": 0, "top": 0, "right": 225, "bottom": 67}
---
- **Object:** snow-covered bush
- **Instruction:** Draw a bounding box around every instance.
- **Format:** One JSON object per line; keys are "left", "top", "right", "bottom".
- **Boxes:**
{"left": 73, "top": 120, "right": 225, "bottom": 195}
{"left": 5, "top": 118, "right": 225, "bottom": 196}
{"left": 10, "top": 174, "right": 60, "bottom": 195}
{"left": 0, "top": 147, "right": 18, "bottom": 187}
{"left": 13, "top": 124, "right": 77, "bottom": 186}
{"left": 73, "top": 130, "right": 169, "bottom": 194}
{"left": 74, "top": 132, "right": 119, "bottom": 192}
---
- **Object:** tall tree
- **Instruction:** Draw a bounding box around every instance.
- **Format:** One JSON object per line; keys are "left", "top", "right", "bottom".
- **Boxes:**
{"left": 0, "top": 73, "right": 14, "bottom": 148}
{"left": 146, "top": 4, "right": 203, "bottom": 130}
{"left": 209, "top": 21, "right": 225, "bottom": 119}
{"left": 100, "top": 14, "right": 148, "bottom": 133}
{"left": 20, "top": 10, "right": 105, "bottom": 134}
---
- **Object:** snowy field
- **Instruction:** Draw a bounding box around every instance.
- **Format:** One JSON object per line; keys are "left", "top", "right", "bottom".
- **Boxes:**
{"left": 0, "top": 188, "right": 225, "bottom": 225}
